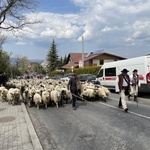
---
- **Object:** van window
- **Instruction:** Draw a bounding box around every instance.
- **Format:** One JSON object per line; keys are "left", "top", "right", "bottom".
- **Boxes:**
{"left": 97, "top": 69, "right": 103, "bottom": 77}
{"left": 105, "top": 67, "right": 116, "bottom": 76}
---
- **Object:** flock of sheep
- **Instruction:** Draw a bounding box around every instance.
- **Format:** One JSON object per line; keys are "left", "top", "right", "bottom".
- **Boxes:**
{"left": 0, "top": 77, "right": 111, "bottom": 109}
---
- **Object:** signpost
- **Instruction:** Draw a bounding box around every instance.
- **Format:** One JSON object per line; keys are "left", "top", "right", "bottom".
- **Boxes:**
{"left": 79, "top": 59, "right": 83, "bottom": 68}
{"left": 71, "top": 66, "right": 74, "bottom": 73}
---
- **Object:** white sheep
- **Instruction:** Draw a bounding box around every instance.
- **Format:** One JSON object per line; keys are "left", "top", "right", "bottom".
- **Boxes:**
{"left": 1, "top": 88, "right": 8, "bottom": 102}
{"left": 33, "top": 93, "right": 42, "bottom": 109}
{"left": 0, "top": 86, "right": 6, "bottom": 97}
{"left": 27, "top": 88, "right": 36, "bottom": 107}
{"left": 96, "top": 87, "right": 107, "bottom": 102}
{"left": 7, "top": 88, "right": 15, "bottom": 105}
{"left": 50, "top": 90, "right": 61, "bottom": 108}
{"left": 101, "top": 86, "right": 111, "bottom": 97}
{"left": 13, "top": 88, "right": 21, "bottom": 105}
{"left": 80, "top": 88, "right": 97, "bottom": 101}
{"left": 42, "top": 91, "right": 50, "bottom": 108}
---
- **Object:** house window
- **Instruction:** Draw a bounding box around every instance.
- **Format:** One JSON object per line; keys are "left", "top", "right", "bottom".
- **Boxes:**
{"left": 100, "top": 60, "right": 104, "bottom": 65}
{"left": 97, "top": 69, "right": 103, "bottom": 77}
{"left": 89, "top": 60, "right": 92, "bottom": 64}
{"left": 105, "top": 67, "right": 116, "bottom": 76}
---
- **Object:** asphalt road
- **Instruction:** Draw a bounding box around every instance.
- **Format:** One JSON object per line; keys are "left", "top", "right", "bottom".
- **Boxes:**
{"left": 27, "top": 93, "right": 150, "bottom": 150}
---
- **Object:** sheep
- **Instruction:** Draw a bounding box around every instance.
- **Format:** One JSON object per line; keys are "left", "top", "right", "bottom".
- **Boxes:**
{"left": 101, "top": 86, "right": 111, "bottom": 97}
{"left": 33, "top": 93, "right": 42, "bottom": 109}
{"left": 22, "top": 87, "right": 29, "bottom": 103}
{"left": 61, "top": 88, "right": 72, "bottom": 104}
{"left": 50, "top": 90, "right": 61, "bottom": 108}
{"left": 80, "top": 88, "right": 97, "bottom": 101}
{"left": 96, "top": 87, "right": 107, "bottom": 102}
{"left": 1, "top": 88, "right": 8, "bottom": 102}
{"left": 7, "top": 88, "right": 20, "bottom": 105}
{"left": 42, "top": 90, "right": 50, "bottom": 108}
{"left": 0, "top": 86, "right": 6, "bottom": 97}
{"left": 27, "top": 88, "right": 36, "bottom": 107}
{"left": 14, "top": 88, "right": 21, "bottom": 104}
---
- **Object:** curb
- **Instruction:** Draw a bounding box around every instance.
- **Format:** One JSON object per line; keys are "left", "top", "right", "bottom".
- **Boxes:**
{"left": 21, "top": 103, "right": 43, "bottom": 150}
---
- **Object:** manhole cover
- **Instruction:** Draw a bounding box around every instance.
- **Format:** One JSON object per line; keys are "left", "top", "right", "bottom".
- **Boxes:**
{"left": 0, "top": 108, "right": 6, "bottom": 111}
{"left": 0, "top": 116, "right": 16, "bottom": 123}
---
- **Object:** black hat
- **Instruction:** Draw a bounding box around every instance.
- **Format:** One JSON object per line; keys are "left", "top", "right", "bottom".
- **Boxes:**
{"left": 121, "top": 69, "right": 129, "bottom": 73}
{"left": 133, "top": 69, "right": 138, "bottom": 72}
{"left": 73, "top": 73, "right": 77, "bottom": 77}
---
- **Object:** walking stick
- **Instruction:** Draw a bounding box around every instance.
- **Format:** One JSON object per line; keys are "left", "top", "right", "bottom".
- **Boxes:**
{"left": 71, "top": 93, "right": 86, "bottom": 101}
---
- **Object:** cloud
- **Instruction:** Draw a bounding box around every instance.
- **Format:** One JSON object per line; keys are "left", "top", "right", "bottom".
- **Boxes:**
{"left": 3, "top": 0, "right": 150, "bottom": 59}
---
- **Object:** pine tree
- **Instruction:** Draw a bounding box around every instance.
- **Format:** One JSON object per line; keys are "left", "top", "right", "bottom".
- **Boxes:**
{"left": 63, "top": 54, "right": 68, "bottom": 65}
{"left": 47, "top": 39, "right": 59, "bottom": 73}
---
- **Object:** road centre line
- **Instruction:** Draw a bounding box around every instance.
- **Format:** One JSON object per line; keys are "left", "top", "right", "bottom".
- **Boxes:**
{"left": 98, "top": 101, "right": 150, "bottom": 121}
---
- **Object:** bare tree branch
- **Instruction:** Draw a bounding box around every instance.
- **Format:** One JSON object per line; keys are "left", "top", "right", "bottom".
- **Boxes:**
{"left": 0, "top": 32, "right": 7, "bottom": 49}
{"left": 0, "top": 0, "right": 41, "bottom": 31}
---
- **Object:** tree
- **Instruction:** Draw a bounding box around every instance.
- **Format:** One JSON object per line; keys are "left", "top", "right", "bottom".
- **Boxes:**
{"left": 19, "top": 56, "right": 30, "bottom": 75}
{"left": 0, "top": 49, "right": 11, "bottom": 75}
{"left": 57, "top": 57, "right": 63, "bottom": 69}
{"left": 0, "top": 32, "right": 7, "bottom": 49}
{"left": 63, "top": 54, "right": 68, "bottom": 65}
{"left": 0, "top": 0, "right": 40, "bottom": 31}
{"left": 47, "top": 39, "right": 59, "bottom": 73}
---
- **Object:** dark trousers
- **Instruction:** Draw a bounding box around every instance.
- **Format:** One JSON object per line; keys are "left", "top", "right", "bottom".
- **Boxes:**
{"left": 71, "top": 89, "right": 77, "bottom": 108}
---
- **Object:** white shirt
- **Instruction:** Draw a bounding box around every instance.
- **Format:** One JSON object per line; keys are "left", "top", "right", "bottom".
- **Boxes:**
{"left": 130, "top": 74, "right": 141, "bottom": 87}
{"left": 115, "top": 76, "right": 128, "bottom": 92}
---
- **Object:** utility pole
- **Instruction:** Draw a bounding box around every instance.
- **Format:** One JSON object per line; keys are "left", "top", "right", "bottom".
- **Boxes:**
{"left": 82, "top": 36, "right": 84, "bottom": 68}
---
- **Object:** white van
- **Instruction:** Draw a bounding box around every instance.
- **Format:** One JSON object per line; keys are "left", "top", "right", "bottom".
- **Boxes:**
{"left": 96, "top": 55, "right": 150, "bottom": 93}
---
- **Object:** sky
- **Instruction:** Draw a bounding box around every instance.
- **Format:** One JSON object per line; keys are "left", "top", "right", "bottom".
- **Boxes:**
{"left": 2, "top": 0, "right": 150, "bottom": 60}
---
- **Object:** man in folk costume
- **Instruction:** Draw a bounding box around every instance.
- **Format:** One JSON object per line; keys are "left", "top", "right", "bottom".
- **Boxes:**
{"left": 128, "top": 69, "right": 140, "bottom": 101}
{"left": 115, "top": 69, "right": 130, "bottom": 112}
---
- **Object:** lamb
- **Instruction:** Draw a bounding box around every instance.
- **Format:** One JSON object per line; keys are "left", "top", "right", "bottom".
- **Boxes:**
{"left": 50, "top": 90, "right": 61, "bottom": 108}
{"left": 33, "top": 93, "right": 42, "bottom": 109}
{"left": 42, "top": 91, "right": 50, "bottom": 108}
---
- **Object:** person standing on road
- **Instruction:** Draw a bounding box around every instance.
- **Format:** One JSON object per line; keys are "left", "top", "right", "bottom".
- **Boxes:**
{"left": 67, "top": 74, "right": 79, "bottom": 110}
{"left": 128, "top": 69, "right": 140, "bottom": 101}
{"left": 115, "top": 69, "right": 130, "bottom": 112}
{"left": 1, "top": 72, "right": 7, "bottom": 87}
{"left": 0, "top": 72, "right": 3, "bottom": 86}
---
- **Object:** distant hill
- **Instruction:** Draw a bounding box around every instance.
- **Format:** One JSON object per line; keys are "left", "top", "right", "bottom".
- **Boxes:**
{"left": 10, "top": 58, "right": 44, "bottom": 65}
{"left": 29, "top": 59, "right": 44, "bottom": 63}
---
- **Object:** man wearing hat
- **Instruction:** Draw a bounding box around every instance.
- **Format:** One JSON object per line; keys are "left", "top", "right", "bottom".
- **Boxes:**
{"left": 67, "top": 74, "right": 81, "bottom": 110}
{"left": 128, "top": 69, "right": 140, "bottom": 101}
{"left": 115, "top": 69, "right": 130, "bottom": 112}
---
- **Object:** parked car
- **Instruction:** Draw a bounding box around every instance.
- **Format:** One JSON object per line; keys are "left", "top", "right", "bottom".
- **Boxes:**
{"left": 60, "top": 73, "right": 75, "bottom": 81}
{"left": 53, "top": 75, "right": 63, "bottom": 80}
{"left": 78, "top": 74, "right": 96, "bottom": 83}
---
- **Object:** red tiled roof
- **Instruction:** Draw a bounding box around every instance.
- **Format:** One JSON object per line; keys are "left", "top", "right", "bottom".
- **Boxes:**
{"left": 61, "top": 52, "right": 126, "bottom": 69}
{"left": 61, "top": 61, "right": 78, "bottom": 69}
{"left": 69, "top": 53, "right": 87, "bottom": 62}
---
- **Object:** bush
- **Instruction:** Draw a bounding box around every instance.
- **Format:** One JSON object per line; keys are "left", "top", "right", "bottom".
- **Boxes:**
{"left": 66, "top": 66, "right": 101, "bottom": 75}
{"left": 50, "top": 70, "right": 64, "bottom": 77}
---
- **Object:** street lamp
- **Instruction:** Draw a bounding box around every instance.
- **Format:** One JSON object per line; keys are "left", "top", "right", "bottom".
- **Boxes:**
{"left": 71, "top": 66, "right": 74, "bottom": 73}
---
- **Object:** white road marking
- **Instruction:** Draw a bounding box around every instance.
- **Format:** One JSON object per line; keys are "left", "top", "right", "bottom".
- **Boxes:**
{"left": 98, "top": 101, "right": 150, "bottom": 120}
